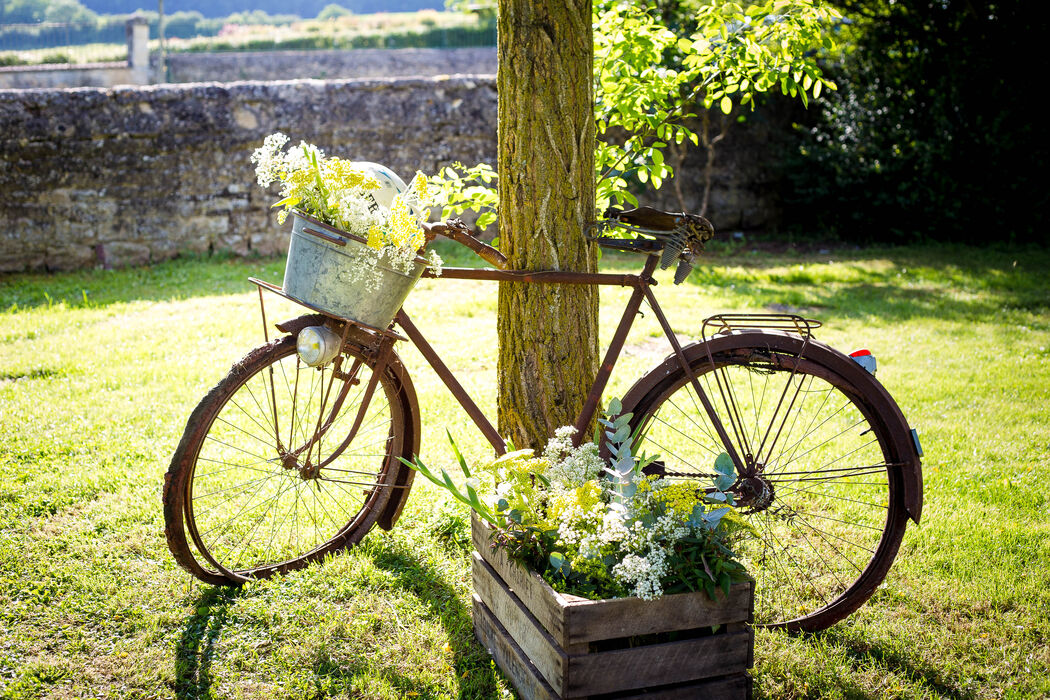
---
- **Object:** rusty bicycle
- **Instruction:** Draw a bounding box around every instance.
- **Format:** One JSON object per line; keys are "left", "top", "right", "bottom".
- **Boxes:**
{"left": 162, "top": 209, "right": 923, "bottom": 632}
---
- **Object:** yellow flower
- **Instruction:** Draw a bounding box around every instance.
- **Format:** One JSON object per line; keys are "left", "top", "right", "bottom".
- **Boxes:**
{"left": 386, "top": 196, "right": 425, "bottom": 250}
{"left": 654, "top": 481, "right": 702, "bottom": 516}
{"left": 366, "top": 224, "right": 384, "bottom": 250}
{"left": 326, "top": 158, "right": 380, "bottom": 191}
{"left": 410, "top": 171, "right": 430, "bottom": 201}
{"left": 574, "top": 482, "right": 601, "bottom": 512}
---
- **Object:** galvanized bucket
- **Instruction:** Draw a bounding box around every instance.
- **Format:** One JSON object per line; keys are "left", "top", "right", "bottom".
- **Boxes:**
{"left": 282, "top": 211, "right": 425, "bottom": 329}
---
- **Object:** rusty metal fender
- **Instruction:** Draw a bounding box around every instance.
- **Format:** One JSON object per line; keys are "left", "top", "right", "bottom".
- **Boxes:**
{"left": 376, "top": 352, "right": 420, "bottom": 531}
{"left": 619, "top": 331, "right": 923, "bottom": 524}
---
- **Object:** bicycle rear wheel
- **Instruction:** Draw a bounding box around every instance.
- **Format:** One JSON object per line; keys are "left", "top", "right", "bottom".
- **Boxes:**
{"left": 163, "top": 334, "right": 408, "bottom": 584}
{"left": 622, "top": 330, "right": 914, "bottom": 631}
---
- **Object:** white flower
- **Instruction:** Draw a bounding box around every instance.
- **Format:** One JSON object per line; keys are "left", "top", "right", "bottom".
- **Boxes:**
{"left": 542, "top": 427, "right": 605, "bottom": 488}
{"left": 250, "top": 132, "right": 289, "bottom": 187}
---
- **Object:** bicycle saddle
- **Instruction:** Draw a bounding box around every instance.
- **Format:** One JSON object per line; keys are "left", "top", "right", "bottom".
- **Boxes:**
{"left": 589, "top": 206, "right": 715, "bottom": 284}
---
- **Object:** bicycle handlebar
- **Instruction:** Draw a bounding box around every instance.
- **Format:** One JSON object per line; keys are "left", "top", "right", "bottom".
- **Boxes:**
{"left": 423, "top": 206, "right": 714, "bottom": 283}
{"left": 588, "top": 207, "right": 715, "bottom": 284}
{"left": 423, "top": 220, "right": 508, "bottom": 269}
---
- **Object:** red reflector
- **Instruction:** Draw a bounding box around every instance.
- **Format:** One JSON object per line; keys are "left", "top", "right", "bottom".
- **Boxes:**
{"left": 850, "top": 349, "right": 872, "bottom": 357}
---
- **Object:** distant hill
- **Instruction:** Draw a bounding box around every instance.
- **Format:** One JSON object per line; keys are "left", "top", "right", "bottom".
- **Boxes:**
{"left": 78, "top": 0, "right": 442, "bottom": 18}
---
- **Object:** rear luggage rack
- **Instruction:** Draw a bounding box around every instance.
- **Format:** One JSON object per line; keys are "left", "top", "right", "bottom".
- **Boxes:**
{"left": 702, "top": 313, "right": 822, "bottom": 341}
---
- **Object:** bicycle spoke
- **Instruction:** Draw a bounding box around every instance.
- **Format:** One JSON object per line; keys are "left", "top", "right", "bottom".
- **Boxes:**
{"left": 202, "top": 433, "right": 273, "bottom": 465}
{"left": 650, "top": 407, "right": 719, "bottom": 457}
{"left": 169, "top": 337, "right": 406, "bottom": 582}
{"left": 765, "top": 463, "right": 891, "bottom": 482}
{"left": 625, "top": 336, "right": 912, "bottom": 630}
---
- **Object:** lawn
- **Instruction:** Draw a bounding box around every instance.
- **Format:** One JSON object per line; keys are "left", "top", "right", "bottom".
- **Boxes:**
{"left": 0, "top": 241, "right": 1047, "bottom": 699}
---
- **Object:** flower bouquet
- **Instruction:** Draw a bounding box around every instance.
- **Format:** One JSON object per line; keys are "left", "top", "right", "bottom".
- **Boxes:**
{"left": 406, "top": 400, "right": 755, "bottom": 697}
{"left": 408, "top": 399, "right": 750, "bottom": 602}
{"left": 251, "top": 133, "right": 442, "bottom": 329}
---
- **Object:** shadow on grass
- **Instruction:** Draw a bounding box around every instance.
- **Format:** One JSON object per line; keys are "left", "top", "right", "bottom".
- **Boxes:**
{"left": 0, "top": 240, "right": 487, "bottom": 313}
{"left": 366, "top": 539, "right": 503, "bottom": 700}
{"left": 175, "top": 586, "right": 243, "bottom": 700}
{"left": 804, "top": 626, "right": 976, "bottom": 700}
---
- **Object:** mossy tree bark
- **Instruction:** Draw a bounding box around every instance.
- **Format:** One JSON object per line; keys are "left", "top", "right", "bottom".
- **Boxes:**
{"left": 496, "top": 0, "right": 598, "bottom": 450}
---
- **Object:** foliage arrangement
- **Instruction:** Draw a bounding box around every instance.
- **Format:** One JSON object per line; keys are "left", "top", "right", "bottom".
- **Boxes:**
{"left": 405, "top": 400, "right": 750, "bottom": 601}
{"left": 251, "top": 132, "right": 441, "bottom": 277}
{"left": 783, "top": 0, "right": 1045, "bottom": 244}
{"left": 434, "top": 0, "right": 838, "bottom": 227}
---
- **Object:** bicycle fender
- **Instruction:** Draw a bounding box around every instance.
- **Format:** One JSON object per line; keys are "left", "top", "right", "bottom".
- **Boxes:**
{"left": 620, "top": 331, "right": 923, "bottom": 524}
{"left": 376, "top": 353, "right": 421, "bottom": 531}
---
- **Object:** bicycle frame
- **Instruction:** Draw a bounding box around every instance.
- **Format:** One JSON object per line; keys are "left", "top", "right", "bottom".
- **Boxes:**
{"left": 251, "top": 251, "right": 749, "bottom": 473}
{"left": 393, "top": 253, "right": 747, "bottom": 473}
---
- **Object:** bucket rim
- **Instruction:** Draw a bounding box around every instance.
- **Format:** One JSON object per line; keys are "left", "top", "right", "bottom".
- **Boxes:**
{"left": 290, "top": 209, "right": 430, "bottom": 267}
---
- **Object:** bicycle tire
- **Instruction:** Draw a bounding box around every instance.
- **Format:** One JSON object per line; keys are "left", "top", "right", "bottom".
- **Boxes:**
{"left": 163, "top": 334, "right": 410, "bottom": 585}
{"left": 621, "top": 330, "right": 915, "bottom": 632}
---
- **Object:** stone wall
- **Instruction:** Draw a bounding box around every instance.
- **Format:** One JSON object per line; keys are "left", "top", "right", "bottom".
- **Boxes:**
{"left": 163, "top": 47, "right": 497, "bottom": 84}
{"left": 0, "top": 76, "right": 497, "bottom": 272}
{"left": 0, "top": 74, "right": 792, "bottom": 274}
{"left": 0, "top": 62, "right": 140, "bottom": 91}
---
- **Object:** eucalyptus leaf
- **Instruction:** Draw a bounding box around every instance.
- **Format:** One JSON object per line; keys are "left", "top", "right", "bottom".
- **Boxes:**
{"left": 714, "top": 473, "right": 735, "bottom": 491}
{"left": 714, "top": 452, "right": 734, "bottom": 477}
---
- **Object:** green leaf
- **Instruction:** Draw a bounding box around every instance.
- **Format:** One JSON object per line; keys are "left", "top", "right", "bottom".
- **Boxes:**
{"left": 447, "top": 430, "right": 471, "bottom": 477}
{"left": 720, "top": 96, "right": 733, "bottom": 114}
{"left": 493, "top": 449, "right": 535, "bottom": 465}
{"left": 714, "top": 452, "right": 734, "bottom": 477}
{"left": 271, "top": 196, "right": 300, "bottom": 209}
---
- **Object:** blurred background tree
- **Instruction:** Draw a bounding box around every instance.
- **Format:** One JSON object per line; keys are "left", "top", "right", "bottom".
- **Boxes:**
{"left": 782, "top": 0, "right": 1045, "bottom": 244}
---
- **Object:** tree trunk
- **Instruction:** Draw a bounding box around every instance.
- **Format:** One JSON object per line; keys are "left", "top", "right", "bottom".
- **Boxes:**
{"left": 496, "top": 0, "right": 598, "bottom": 450}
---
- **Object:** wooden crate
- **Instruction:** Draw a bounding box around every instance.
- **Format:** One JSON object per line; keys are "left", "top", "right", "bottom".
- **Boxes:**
{"left": 471, "top": 517, "right": 754, "bottom": 700}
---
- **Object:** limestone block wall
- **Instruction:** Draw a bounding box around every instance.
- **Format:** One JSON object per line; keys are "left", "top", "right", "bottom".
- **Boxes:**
{"left": 163, "top": 47, "right": 498, "bottom": 84}
{"left": 0, "top": 76, "right": 497, "bottom": 272}
{"left": 0, "top": 73, "right": 793, "bottom": 274}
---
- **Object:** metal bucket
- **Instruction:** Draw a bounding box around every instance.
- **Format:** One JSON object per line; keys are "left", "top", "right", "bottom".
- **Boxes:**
{"left": 282, "top": 211, "right": 424, "bottom": 329}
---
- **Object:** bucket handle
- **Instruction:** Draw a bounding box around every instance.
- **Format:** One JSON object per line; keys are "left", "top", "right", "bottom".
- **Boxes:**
{"left": 303, "top": 226, "right": 347, "bottom": 247}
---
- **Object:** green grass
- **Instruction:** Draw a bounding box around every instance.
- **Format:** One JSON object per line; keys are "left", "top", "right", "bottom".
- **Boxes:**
{"left": 1, "top": 241, "right": 1048, "bottom": 698}
{"left": 0, "top": 42, "right": 127, "bottom": 67}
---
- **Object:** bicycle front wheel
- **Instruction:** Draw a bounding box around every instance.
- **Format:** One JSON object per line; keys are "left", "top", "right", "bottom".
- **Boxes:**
{"left": 622, "top": 330, "right": 914, "bottom": 632}
{"left": 164, "top": 334, "right": 408, "bottom": 584}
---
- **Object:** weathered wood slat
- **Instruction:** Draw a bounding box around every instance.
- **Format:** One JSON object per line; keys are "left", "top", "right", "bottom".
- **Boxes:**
{"left": 473, "top": 596, "right": 560, "bottom": 700}
{"left": 471, "top": 516, "right": 754, "bottom": 700}
{"left": 592, "top": 674, "right": 752, "bottom": 700}
{"left": 565, "top": 630, "right": 752, "bottom": 698}
{"left": 561, "top": 583, "right": 753, "bottom": 645}
{"left": 472, "top": 552, "right": 569, "bottom": 694}
{"left": 472, "top": 516, "right": 577, "bottom": 646}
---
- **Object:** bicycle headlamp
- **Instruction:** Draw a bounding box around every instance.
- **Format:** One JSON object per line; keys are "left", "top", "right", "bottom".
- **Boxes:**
{"left": 296, "top": 326, "right": 341, "bottom": 367}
